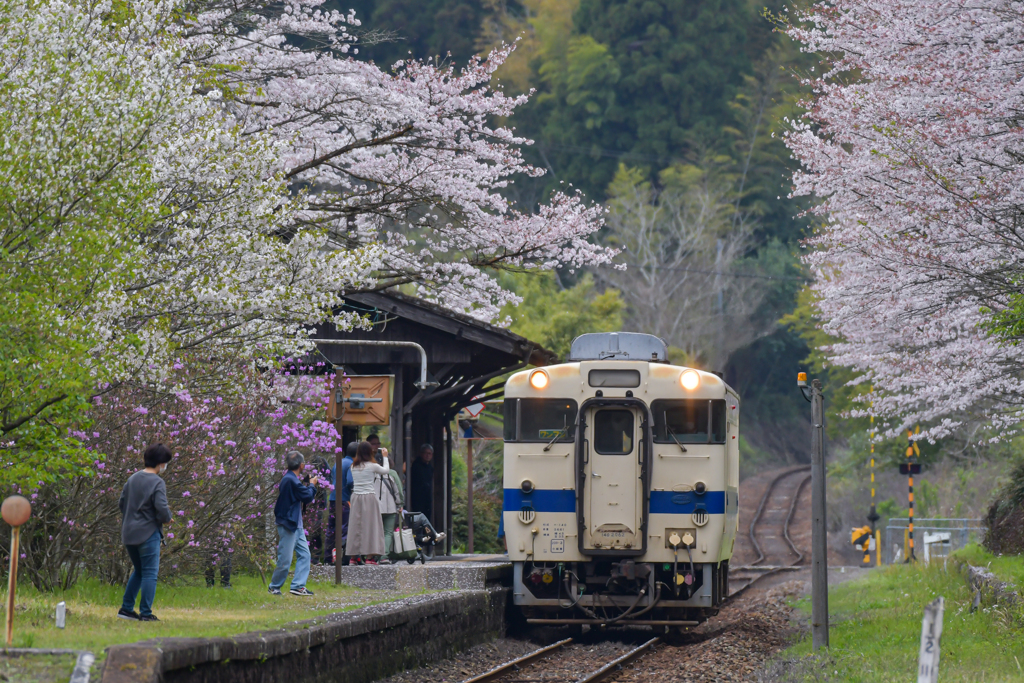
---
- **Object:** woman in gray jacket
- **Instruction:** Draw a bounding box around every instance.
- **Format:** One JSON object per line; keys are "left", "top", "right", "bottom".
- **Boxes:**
{"left": 117, "top": 444, "right": 173, "bottom": 622}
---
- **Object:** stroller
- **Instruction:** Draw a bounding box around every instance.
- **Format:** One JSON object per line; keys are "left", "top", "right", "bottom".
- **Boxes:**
{"left": 399, "top": 510, "right": 442, "bottom": 564}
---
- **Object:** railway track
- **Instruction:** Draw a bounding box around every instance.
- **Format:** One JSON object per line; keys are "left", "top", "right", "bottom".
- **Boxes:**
{"left": 728, "top": 465, "right": 811, "bottom": 598}
{"left": 461, "top": 637, "right": 660, "bottom": 683}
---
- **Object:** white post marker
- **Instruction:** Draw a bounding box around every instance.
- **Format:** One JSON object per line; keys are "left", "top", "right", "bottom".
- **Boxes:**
{"left": 55, "top": 601, "right": 66, "bottom": 629}
{"left": 917, "top": 596, "right": 944, "bottom": 683}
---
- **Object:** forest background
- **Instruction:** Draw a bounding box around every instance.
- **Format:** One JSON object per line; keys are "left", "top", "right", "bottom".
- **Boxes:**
{"left": 338, "top": 0, "right": 1022, "bottom": 556}
{"left": 344, "top": 1, "right": 805, "bottom": 449}
{"left": 345, "top": 0, "right": 809, "bottom": 458}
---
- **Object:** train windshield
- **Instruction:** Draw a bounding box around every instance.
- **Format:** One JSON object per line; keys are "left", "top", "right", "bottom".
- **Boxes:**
{"left": 652, "top": 399, "right": 726, "bottom": 444}
{"left": 504, "top": 398, "right": 578, "bottom": 442}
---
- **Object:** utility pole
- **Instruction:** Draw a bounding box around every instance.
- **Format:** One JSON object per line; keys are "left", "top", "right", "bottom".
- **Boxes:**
{"left": 799, "top": 372, "right": 829, "bottom": 649}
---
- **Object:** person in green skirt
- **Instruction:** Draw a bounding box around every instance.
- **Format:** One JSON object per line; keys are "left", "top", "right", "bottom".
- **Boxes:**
{"left": 374, "top": 461, "right": 404, "bottom": 560}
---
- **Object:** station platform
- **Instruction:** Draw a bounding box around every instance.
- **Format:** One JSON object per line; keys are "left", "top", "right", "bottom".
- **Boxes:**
{"left": 309, "top": 557, "right": 511, "bottom": 591}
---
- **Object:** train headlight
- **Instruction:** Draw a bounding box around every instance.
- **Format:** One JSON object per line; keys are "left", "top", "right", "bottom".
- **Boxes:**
{"left": 694, "top": 481, "right": 707, "bottom": 495}
{"left": 680, "top": 369, "right": 700, "bottom": 391}
{"left": 520, "top": 479, "right": 535, "bottom": 494}
{"left": 529, "top": 370, "right": 549, "bottom": 390}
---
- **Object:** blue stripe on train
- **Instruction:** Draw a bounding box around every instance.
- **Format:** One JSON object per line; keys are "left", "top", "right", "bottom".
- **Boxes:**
{"left": 503, "top": 488, "right": 576, "bottom": 513}
{"left": 649, "top": 490, "right": 726, "bottom": 514}
{"left": 502, "top": 489, "right": 728, "bottom": 515}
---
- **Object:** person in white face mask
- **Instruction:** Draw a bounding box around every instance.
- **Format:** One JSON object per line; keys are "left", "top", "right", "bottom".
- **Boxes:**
{"left": 117, "top": 443, "right": 174, "bottom": 622}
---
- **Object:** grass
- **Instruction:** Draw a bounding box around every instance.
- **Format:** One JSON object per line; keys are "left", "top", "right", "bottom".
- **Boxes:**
{"left": 779, "top": 560, "right": 1024, "bottom": 682}
{"left": 2, "top": 573, "right": 425, "bottom": 659}
{"left": 0, "top": 653, "right": 78, "bottom": 683}
{"left": 953, "top": 544, "right": 1024, "bottom": 587}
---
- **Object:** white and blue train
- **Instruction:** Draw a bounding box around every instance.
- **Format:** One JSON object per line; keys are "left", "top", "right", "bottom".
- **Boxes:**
{"left": 502, "top": 332, "right": 739, "bottom": 626}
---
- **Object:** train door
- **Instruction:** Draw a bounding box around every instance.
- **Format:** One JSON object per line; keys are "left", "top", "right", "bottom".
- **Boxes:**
{"left": 582, "top": 406, "right": 643, "bottom": 551}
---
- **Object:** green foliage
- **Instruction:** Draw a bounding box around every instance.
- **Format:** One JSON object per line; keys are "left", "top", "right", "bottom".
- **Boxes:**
{"left": 339, "top": 0, "right": 489, "bottom": 67}
{"left": 0, "top": 2, "right": 163, "bottom": 490}
{"left": 501, "top": 272, "right": 623, "bottom": 360}
{"left": 560, "top": 0, "right": 764, "bottom": 196}
{"left": 452, "top": 485, "right": 505, "bottom": 554}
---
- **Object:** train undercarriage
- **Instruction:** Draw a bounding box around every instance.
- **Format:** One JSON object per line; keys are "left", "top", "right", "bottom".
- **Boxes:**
{"left": 512, "top": 558, "right": 729, "bottom": 626}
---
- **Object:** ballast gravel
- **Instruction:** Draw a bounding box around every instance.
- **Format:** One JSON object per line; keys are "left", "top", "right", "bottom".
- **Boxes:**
{"left": 616, "top": 582, "right": 805, "bottom": 682}
{"left": 375, "top": 581, "right": 806, "bottom": 683}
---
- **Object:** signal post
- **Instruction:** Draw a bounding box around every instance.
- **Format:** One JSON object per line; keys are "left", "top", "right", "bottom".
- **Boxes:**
{"left": 798, "top": 372, "right": 829, "bottom": 650}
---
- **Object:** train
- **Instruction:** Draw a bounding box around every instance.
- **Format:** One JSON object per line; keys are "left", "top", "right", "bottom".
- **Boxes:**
{"left": 502, "top": 332, "right": 739, "bottom": 627}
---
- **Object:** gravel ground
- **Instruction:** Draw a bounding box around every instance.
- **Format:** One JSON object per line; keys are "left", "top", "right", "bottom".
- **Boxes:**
{"left": 377, "top": 638, "right": 639, "bottom": 683}
{"left": 376, "top": 638, "right": 540, "bottom": 683}
{"left": 614, "top": 581, "right": 806, "bottom": 682}
{"left": 499, "top": 641, "right": 636, "bottom": 681}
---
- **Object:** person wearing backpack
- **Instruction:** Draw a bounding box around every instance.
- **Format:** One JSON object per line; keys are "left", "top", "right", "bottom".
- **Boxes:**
{"left": 374, "top": 460, "right": 405, "bottom": 561}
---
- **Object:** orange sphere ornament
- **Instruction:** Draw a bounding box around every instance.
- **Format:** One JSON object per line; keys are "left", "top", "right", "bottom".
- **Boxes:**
{"left": 1, "top": 496, "right": 31, "bottom": 527}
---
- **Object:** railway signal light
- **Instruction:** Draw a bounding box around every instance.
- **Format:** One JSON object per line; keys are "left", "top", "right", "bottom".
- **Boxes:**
{"left": 851, "top": 525, "right": 873, "bottom": 552}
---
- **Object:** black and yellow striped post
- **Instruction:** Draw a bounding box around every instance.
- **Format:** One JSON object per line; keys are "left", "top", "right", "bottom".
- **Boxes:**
{"left": 905, "top": 426, "right": 920, "bottom": 562}
{"left": 865, "top": 406, "right": 879, "bottom": 565}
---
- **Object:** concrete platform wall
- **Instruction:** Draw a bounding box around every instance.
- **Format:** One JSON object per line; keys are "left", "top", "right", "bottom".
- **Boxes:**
{"left": 308, "top": 561, "right": 511, "bottom": 592}
{"left": 101, "top": 588, "right": 507, "bottom": 683}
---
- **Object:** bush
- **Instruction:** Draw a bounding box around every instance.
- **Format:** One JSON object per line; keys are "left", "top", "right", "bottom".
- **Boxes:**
{"left": 5, "top": 363, "right": 340, "bottom": 591}
{"left": 451, "top": 485, "right": 504, "bottom": 554}
{"left": 984, "top": 459, "right": 1024, "bottom": 555}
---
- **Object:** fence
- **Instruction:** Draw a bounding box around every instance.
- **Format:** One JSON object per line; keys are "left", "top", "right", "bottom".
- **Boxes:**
{"left": 883, "top": 518, "right": 985, "bottom": 564}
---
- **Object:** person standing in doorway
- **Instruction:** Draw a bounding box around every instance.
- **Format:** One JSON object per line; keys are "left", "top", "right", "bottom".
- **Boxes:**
{"left": 410, "top": 443, "right": 434, "bottom": 522}
{"left": 118, "top": 444, "right": 174, "bottom": 622}
{"left": 268, "top": 451, "right": 318, "bottom": 596}
{"left": 347, "top": 441, "right": 389, "bottom": 564}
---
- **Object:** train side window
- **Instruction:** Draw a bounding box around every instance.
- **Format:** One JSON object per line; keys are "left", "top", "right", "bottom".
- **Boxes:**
{"left": 503, "top": 399, "right": 518, "bottom": 441}
{"left": 593, "top": 409, "right": 634, "bottom": 454}
{"left": 652, "top": 399, "right": 727, "bottom": 444}
{"left": 518, "top": 399, "right": 578, "bottom": 442}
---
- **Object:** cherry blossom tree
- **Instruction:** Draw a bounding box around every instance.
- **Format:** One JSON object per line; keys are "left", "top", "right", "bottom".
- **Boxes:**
{"left": 785, "top": 0, "right": 1024, "bottom": 440}
{"left": 1, "top": 0, "right": 611, "bottom": 486}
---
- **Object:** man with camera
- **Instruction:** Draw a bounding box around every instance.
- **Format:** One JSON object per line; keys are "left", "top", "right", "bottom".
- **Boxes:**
{"left": 269, "top": 451, "right": 318, "bottom": 596}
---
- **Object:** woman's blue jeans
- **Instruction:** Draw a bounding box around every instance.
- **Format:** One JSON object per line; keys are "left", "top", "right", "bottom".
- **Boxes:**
{"left": 122, "top": 531, "right": 161, "bottom": 617}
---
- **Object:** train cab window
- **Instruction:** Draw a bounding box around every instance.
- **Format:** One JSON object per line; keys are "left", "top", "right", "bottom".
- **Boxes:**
{"left": 652, "top": 399, "right": 726, "bottom": 444}
{"left": 511, "top": 399, "right": 578, "bottom": 442}
{"left": 593, "top": 409, "right": 634, "bottom": 454}
{"left": 503, "top": 399, "right": 517, "bottom": 441}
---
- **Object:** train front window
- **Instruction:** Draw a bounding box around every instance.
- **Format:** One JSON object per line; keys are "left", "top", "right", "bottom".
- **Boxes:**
{"left": 593, "top": 409, "right": 634, "bottom": 454}
{"left": 652, "top": 399, "right": 726, "bottom": 444}
{"left": 515, "top": 399, "right": 578, "bottom": 442}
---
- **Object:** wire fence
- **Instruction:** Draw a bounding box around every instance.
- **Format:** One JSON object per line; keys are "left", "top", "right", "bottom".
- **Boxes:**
{"left": 883, "top": 518, "right": 986, "bottom": 564}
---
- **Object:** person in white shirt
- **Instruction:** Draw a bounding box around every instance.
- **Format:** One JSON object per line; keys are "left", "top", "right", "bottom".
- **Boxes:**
{"left": 346, "top": 441, "right": 390, "bottom": 565}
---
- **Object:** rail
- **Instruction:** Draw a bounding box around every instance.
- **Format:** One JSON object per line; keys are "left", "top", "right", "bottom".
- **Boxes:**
{"left": 458, "top": 636, "right": 660, "bottom": 683}
{"left": 729, "top": 466, "right": 812, "bottom": 598}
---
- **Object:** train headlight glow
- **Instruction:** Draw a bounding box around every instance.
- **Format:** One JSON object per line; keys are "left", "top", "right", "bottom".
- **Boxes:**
{"left": 529, "top": 370, "right": 549, "bottom": 390}
{"left": 680, "top": 369, "right": 700, "bottom": 391}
